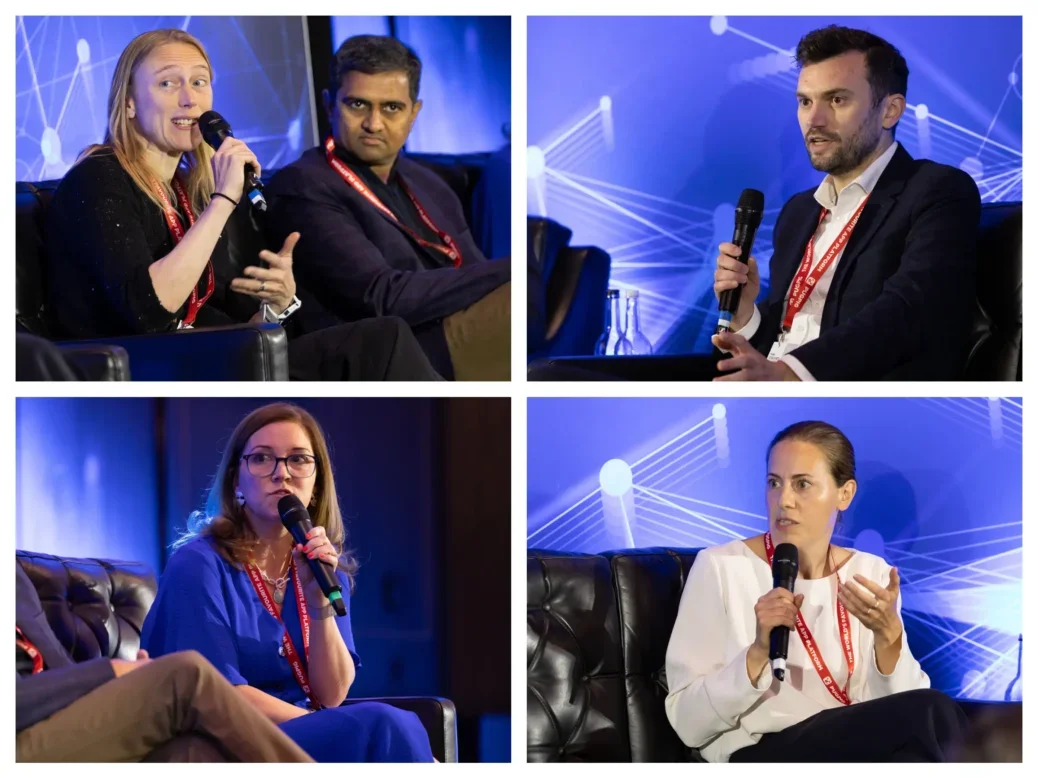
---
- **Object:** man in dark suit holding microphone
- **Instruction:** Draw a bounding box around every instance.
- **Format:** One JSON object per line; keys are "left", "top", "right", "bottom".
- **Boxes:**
{"left": 713, "top": 25, "right": 981, "bottom": 381}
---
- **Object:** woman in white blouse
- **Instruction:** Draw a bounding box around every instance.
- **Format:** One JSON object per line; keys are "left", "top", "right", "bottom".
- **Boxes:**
{"left": 665, "top": 421, "right": 968, "bottom": 762}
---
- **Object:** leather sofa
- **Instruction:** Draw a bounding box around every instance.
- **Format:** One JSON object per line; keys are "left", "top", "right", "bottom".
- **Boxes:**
{"left": 528, "top": 201, "right": 1022, "bottom": 380}
{"left": 527, "top": 547, "right": 1021, "bottom": 762}
{"left": 17, "top": 549, "right": 458, "bottom": 763}
{"left": 527, "top": 217, "right": 611, "bottom": 360}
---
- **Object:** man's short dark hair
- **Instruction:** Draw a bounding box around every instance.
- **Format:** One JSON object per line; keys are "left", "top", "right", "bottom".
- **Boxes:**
{"left": 795, "top": 25, "right": 909, "bottom": 107}
{"left": 329, "top": 35, "right": 422, "bottom": 103}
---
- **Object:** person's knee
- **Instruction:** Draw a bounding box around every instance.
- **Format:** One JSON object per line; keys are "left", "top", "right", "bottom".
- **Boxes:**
{"left": 357, "top": 702, "right": 422, "bottom": 738}
{"left": 159, "top": 649, "right": 217, "bottom": 686}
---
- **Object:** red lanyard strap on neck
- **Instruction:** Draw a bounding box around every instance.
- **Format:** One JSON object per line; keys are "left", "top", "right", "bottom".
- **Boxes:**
{"left": 782, "top": 195, "right": 870, "bottom": 333}
{"left": 323, "top": 136, "right": 462, "bottom": 268}
{"left": 153, "top": 177, "right": 215, "bottom": 326}
{"left": 16, "top": 626, "right": 44, "bottom": 675}
{"left": 245, "top": 557, "right": 320, "bottom": 707}
{"left": 764, "top": 532, "right": 855, "bottom": 705}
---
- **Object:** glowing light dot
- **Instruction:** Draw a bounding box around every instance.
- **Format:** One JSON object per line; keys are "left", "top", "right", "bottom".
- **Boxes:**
{"left": 1009, "top": 71, "right": 1018, "bottom": 86}
{"left": 76, "top": 39, "right": 90, "bottom": 65}
{"left": 710, "top": 16, "right": 728, "bottom": 36}
{"left": 287, "top": 118, "right": 301, "bottom": 152}
{"left": 712, "top": 403, "right": 727, "bottom": 420}
{"left": 960, "top": 156, "right": 984, "bottom": 179}
{"left": 599, "top": 458, "right": 633, "bottom": 497}
{"left": 40, "top": 127, "right": 62, "bottom": 166}
{"left": 599, "top": 95, "right": 612, "bottom": 112}
{"left": 526, "top": 145, "right": 545, "bottom": 179}
{"left": 914, "top": 103, "right": 929, "bottom": 120}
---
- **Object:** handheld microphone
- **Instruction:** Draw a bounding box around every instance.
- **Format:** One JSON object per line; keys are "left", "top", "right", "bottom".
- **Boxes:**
{"left": 278, "top": 494, "right": 347, "bottom": 617}
{"left": 716, "top": 188, "right": 764, "bottom": 334}
{"left": 770, "top": 542, "right": 799, "bottom": 681}
{"left": 198, "top": 110, "right": 267, "bottom": 212}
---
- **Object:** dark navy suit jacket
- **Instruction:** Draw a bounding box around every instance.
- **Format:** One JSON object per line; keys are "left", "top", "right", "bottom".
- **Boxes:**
{"left": 264, "top": 147, "right": 511, "bottom": 348}
{"left": 752, "top": 144, "right": 981, "bottom": 380}
{"left": 16, "top": 563, "right": 116, "bottom": 732}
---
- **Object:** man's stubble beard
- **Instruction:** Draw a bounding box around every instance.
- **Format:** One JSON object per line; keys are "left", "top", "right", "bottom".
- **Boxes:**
{"left": 807, "top": 107, "right": 885, "bottom": 177}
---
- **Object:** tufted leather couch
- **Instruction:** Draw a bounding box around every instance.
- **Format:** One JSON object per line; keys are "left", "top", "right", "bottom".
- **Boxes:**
{"left": 528, "top": 202, "right": 1022, "bottom": 380}
{"left": 17, "top": 549, "right": 458, "bottom": 762}
{"left": 528, "top": 547, "right": 1020, "bottom": 762}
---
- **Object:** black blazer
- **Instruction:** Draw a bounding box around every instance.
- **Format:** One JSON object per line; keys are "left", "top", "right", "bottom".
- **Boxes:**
{"left": 264, "top": 148, "right": 511, "bottom": 337}
{"left": 753, "top": 144, "right": 981, "bottom": 380}
{"left": 16, "top": 564, "right": 116, "bottom": 732}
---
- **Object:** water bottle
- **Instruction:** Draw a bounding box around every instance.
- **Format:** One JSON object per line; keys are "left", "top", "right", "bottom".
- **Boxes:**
{"left": 624, "top": 289, "right": 654, "bottom": 355}
{"left": 594, "top": 289, "right": 622, "bottom": 356}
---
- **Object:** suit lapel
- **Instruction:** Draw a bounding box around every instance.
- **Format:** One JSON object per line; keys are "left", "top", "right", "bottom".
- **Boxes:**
{"left": 825, "top": 145, "right": 912, "bottom": 323}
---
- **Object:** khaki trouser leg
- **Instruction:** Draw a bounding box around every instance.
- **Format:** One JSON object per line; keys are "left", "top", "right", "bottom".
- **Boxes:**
{"left": 443, "top": 281, "right": 511, "bottom": 381}
{"left": 17, "top": 651, "right": 313, "bottom": 763}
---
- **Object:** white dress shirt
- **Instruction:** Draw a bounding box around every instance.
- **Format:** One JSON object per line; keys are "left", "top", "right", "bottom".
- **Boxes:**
{"left": 664, "top": 538, "right": 928, "bottom": 762}
{"left": 737, "top": 141, "right": 900, "bottom": 380}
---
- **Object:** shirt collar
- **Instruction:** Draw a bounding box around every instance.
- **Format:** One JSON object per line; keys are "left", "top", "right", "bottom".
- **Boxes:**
{"left": 814, "top": 140, "right": 899, "bottom": 211}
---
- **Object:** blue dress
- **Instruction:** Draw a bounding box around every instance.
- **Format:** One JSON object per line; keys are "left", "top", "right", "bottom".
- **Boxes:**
{"left": 141, "top": 537, "right": 433, "bottom": 762}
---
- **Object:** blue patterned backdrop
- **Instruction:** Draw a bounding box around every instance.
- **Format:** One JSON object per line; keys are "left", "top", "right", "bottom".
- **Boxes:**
{"left": 15, "top": 16, "right": 316, "bottom": 181}
{"left": 528, "top": 16, "right": 1023, "bottom": 353}
{"left": 527, "top": 397, "right": 1023, "bottom": 702}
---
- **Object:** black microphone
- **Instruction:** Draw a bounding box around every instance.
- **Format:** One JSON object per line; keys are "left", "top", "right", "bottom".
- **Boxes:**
{"left": 769, "top": 542, "right": 799, "bottom": 681}
{"left": 198, "top": 110, "right": 267, "bottom": 212}
{"left": 278, "top": 494, "right": 347, "bottom": 617}
{"left": 716, "top": 188, "right": 764, "bottom": 334}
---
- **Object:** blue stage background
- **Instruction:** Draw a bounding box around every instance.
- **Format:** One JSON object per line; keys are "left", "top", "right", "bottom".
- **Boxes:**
{"left": 527, "top": 397, "right": 1023, "bottom": 703}
{"left": 16, "top": 397, "right": 511, "bottom": 761}
{"left": 527, "top": 16, "right": 1023, "bottom": 354}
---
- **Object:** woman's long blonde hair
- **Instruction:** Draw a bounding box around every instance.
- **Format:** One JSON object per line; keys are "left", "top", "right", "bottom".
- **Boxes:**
{"left": 77, "top": 29, "right": 216, "bottom": 215}
{"left": 173, "top": 403, "right": 359, "bottom": 591}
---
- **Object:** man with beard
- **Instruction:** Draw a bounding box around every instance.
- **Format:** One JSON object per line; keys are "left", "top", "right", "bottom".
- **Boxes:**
{"left": 712, "top": 25, "right": 981, "bottom": 381}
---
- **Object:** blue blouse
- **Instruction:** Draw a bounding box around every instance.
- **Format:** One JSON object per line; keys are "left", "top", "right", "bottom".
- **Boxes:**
{"left": 141, "top": 537, "right": 360, "bottom": 707}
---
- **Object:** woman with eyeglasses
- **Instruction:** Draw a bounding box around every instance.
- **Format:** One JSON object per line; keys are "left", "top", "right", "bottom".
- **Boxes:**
{"left": 141, "top": 403, "right": 434, "bottom": 762}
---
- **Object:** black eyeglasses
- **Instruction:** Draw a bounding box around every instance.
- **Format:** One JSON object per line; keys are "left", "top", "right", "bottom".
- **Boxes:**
{"left": 240, "top": 453, "right": 317, "bottom": 478}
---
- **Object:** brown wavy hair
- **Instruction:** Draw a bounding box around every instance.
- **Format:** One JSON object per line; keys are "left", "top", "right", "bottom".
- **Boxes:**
{"left": 173, "top": 403, "right": 358, "bottom": 591}
{"left": 76, "top": 28, "right": 216, "bottom": 215}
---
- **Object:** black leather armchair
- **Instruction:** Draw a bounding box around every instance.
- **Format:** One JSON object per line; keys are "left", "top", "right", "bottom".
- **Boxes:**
{"left": 17, "top": 550, "right": 458, "bottom": 763}
{"left": 528, "top": 202, "right": 1021, "bottom": 380}
{"left": 16, "top": 181, "right": 289, "bottom": 381}
{"left": 527, "top": 217, "right": 611, "bottom": 360}
{"left": 528, "top": 547, "right": 1020, "bottom": 762}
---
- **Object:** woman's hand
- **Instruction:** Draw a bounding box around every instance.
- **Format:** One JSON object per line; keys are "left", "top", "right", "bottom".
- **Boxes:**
{"left": 752, "top": 586, "right": 805, "bottom": 656}
{"left": 231, "top": 232, "right": 300, "bottom": 314}
{"left": 838, "top": 567, "right": 904, "bottom": 647}
{"left": 210, "top": 136, "right": 261, "bottom": 203}
{"left": 292, "top": 524, "right": 340, "bottom": 608}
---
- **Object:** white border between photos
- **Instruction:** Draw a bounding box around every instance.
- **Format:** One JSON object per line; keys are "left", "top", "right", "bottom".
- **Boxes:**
{"left": 2, "top": 0, "right": 1033, "bottom": 775}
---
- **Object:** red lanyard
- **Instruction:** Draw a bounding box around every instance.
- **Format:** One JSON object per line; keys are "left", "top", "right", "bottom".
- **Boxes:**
{"left": 16, "top": 626, "right": 45, "bottom": 675}
{"left": 244, "top": 557, "right": 320, "bottom": 707}
{"left": 323, "top": 136, "right": 462, "bottom": 268}
{"left": 782, "top": 196, "right": 870, "bottom": 333}
{"left": 764, "top": 532, "right": 855, "bottom": 706}
{"left": 153, "top": 177, "right": 215, "bottom": 327}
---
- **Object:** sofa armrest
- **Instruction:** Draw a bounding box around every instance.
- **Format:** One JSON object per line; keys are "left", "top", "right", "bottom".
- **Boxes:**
{"left": 56, "top": 344, "right": 132, "bottom": 380}
{"left": 65, "top": 322, "right": 289, "bottom": 381}
{"left": 341, "top": 696, "right": 457, "bottom": 763}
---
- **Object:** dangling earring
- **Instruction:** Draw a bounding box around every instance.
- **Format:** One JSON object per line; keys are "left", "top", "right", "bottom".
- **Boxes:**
{"left": 309, "top": 494, "right": 317, "bottom": 508}
{"left": 236, "top": 490, "right": 246, "bottom": 506}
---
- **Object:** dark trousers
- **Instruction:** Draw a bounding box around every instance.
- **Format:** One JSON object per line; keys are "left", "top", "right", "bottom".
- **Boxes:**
{"left": 730, "top": 689, "right": 969, "bottom": 762}
{"left": 289, "top": 317, "right": 443, "bottom": 381}
{"left": 16, "top": 651, "right": 312, "bottom": 762}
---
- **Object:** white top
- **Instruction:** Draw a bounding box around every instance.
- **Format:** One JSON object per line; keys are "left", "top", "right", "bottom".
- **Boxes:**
{"left": 737, "top": 141, "right": 900, "bottom": 380}
{"left": 664, "top": 537, "right": 928, "bottom": 762}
